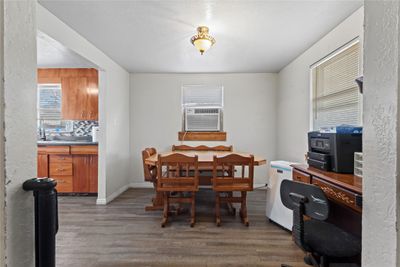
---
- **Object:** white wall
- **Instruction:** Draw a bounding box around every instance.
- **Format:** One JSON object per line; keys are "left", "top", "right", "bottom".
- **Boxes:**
{"left": 3, "top": 0, "right": 37, "bottom": 265}
{"left": 276, "top": 8, "right": 364, "bottom": 162}
{"left": 363, "top": 2, "right": 400, "bottom": 266}
{"left": 37, "top": 4, "right": 131, "bottom": 204}
{"left": 0, "top": 2, "right": 4, "bottom": 264}
{"left": 130, "top": 73, "right": 277, "bottom": 186}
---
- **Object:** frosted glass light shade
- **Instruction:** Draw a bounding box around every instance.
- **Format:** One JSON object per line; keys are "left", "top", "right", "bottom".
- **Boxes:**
{"left": 193, "top": 39, "right": 212, "bottom": 55}
{"left": 190, "top": 26, "right": 215, "bottom": 55}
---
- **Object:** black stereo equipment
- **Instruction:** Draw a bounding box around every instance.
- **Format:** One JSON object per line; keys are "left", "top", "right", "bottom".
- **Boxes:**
{"left": 308, "top": 131, "right": 362, "bottom": 173}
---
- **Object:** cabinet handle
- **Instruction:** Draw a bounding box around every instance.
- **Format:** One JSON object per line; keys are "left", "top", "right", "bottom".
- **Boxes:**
{"left": 56, "top": 168, "right": 65, "bottom": 171}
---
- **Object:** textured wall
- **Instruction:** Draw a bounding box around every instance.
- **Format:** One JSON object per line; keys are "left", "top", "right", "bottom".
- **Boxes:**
{"left": 0, "top": 2, "right": 4, "bottom": 265}
{"left": 276, "top": 8, "right": 363, "bottom": 163}
{"left": 130, "top": 73, "right": 277, "bottom": 186}
{"left": 3, "top": 0, "right": 37, "bottom": 266}
{"left": 363, "top": 2, "right": 400, "bottom": 266}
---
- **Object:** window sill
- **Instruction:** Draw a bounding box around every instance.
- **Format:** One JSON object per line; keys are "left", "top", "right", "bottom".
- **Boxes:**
{"left": 178, "top": 131, "right": 227, "bottom": 141}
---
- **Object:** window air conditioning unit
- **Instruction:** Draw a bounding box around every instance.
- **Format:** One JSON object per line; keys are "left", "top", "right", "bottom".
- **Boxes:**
{"left": 185, "top": 107, "right": 221, "bottom": 132}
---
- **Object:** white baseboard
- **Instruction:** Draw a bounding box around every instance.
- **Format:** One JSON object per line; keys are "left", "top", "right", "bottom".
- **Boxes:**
{"left": 254, "top": 183, "right": 268, "bottom": 190}
{"left": 96, "top": 184, "right": 130, "bottom": 205}
{"left": 96, "top": 198, "right": 107, "bottom": 205}
{"left": 129, "top": 182, "right": 153, "bottom": 188}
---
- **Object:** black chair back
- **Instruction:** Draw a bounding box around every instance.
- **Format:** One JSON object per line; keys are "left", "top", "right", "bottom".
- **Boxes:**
{"left": 280, "top": 180, "right": 329, "bottom": 252}
{"left": 280, "top": 180, "right": 329, "bottom": 220}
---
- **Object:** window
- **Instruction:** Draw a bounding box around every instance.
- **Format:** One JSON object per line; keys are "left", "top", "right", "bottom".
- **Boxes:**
{"left": 182, "top": 85, "right": 223, "bottom": 132}
{"left": 37, "top": 84, "right": 62, "bottom": 120}
{"left": 311, "top": 41, "right": 361, "bottom": 130}
{"left": 182, "top": 85, "right": 223, "bottom": 108}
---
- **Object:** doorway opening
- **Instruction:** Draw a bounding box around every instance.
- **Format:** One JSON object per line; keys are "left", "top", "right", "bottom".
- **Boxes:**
{"left": 36, "top": 31, "right": 105, "bottom": 202}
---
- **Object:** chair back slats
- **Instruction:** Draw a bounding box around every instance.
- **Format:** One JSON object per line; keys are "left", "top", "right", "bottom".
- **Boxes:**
{"left": 172, "top": 144, "right": 233, "bottom": 152}
{"left": 212, "top": 154, "right": 254, "bottom": 191}
{"left": 157, "top": 153, "right": 199, "bottom": 192}
{"left": 142, "top": 147, "right": 157, "bottom": 182}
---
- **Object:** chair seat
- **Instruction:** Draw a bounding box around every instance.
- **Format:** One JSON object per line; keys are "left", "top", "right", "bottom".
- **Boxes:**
{"left": 304, "top": 220, "right": 361, "bottom": 258}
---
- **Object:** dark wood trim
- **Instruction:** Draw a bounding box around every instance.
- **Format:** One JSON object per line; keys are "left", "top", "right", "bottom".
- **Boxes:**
{"left": 291, "top": 164, "right": 362, "bottom": 194}
{"left": 178, "top": 131, "right": 227, "bottom": 141}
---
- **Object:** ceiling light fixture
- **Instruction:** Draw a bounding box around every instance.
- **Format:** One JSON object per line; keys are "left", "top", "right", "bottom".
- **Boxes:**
{"left": 190, "top": 26, "right": 216, "bottom": 55}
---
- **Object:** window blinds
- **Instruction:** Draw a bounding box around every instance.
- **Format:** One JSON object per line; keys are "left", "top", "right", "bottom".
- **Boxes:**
{"left": 312, "top": 42, "right": 361, "bottom": 130}
{"left": 38, "top": 84, "right": 62, "bottom": 120}
{"left": 182, "top": 85, "right": 223, "bottom": 107}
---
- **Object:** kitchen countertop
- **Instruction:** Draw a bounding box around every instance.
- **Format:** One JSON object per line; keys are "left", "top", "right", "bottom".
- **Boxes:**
{"left": 37, "top": 141, "right": 98, "bottom": 146}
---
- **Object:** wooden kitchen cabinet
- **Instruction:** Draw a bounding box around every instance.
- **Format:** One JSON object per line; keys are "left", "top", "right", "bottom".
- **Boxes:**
{"left": 61, "top": 77, "right": 88, "bottom": 120}
{"left": 38, "top": 68, "right": 98, "bottom": 121}
{"left": 37, "top": 154, "right": 49, "bottom": 178}
{"left": 37, "top": 145, "right": 98, "bottom": 194}
{"left": 73, "top": 155, "right": 98, "bottom": 193}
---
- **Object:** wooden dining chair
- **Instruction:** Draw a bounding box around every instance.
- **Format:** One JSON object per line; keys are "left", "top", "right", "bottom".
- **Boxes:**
{"left": 142, "top": 147, "right": 157, "bottom": 182}
{"left": 212, "top": 154, "right": 254, "bottom": 226}
{"left": 157, "top": 153, "right": 199, "bottom": 227}
{"left": 142, "top": 147, "right": 163, "bottom": 211}
{"left": 172, "top": 144, "right": 233, "bottom": 152}
{"left": 172, "top": 145, "right": 233, "bottom": 185}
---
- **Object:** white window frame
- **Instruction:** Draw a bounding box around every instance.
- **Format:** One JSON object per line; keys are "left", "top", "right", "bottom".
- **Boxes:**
{"left": 309, "top": 38, "right": 362, "bottom": 131}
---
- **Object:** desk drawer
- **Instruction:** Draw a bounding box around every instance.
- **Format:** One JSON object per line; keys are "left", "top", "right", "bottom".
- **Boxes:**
{"left": 50, "top": 163, "right": 73, "bottom": 176}
{"left": 293, "top": 169, "right": 311, "bottom": 184}
{"left": 312, "top": 177, "right": 361, "bottom": 212}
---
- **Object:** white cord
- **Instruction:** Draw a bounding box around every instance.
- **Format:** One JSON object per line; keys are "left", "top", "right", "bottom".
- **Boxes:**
{"left": 181, "top": 131, "right": 188, "bottom": 145}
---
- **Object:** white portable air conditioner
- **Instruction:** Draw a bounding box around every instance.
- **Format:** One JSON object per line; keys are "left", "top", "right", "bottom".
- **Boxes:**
{"left": 185, "top": 107, "right": 221, "bottom": 132}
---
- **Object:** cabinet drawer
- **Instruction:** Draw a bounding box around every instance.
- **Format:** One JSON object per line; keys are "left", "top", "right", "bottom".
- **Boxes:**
{"left": 312, "top": 177, "right": 361, "bottom": 212}
{"left": 71, "top": 145, "right": 98, "bottom": 155}
{"left": 53, "top": 176, "right": 73, "bottom": 192}
{"left": 38, "top": 146, "right": 70, "bottom": 155}
{"left": 50, "top": 163, "right": 73, "bottom": 176}
{"left": 293, "top": 169, "right": 311, "bottom": 184}
{"left": 50, "top": 155, "right": 72, "bottom": 163}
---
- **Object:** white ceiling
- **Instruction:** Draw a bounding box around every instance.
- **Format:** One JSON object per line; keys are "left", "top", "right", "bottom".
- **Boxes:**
{"left": 37, "top": 31, "right": 96, "bottom": 68}
{"left": 38, "top": 0, "right": 363, "bottom": 73}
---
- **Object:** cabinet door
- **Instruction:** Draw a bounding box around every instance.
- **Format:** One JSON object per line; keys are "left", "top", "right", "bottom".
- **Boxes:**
{"left": 86, "top": 76, "right": 99, "bottom": 120}
{"left": 88, "top": 155, "right": 98, "bottom": 193}
{"left": 72, "top": 155, "right": 90, "bottom": 192}
{"left": 37, "top": 154, "right": 49, "bottom": 178}
{"left": 72, "top": 155, "right": 98, "bottom": 193}
{"left": 61, "top": 77, "right": 89, "bottom": 120}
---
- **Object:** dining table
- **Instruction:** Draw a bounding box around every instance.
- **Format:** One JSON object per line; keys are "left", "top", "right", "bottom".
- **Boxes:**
{"left": 145, "top": 150, "right": 267, "bottom": 167}
{"left": 144, "top": 149, "right": 267, "bottom": 213}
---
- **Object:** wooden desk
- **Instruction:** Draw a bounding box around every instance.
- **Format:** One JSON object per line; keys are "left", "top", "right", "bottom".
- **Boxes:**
{"left": 291, "top": 164, "right": 362, "bottom": 236}
{"left": 145, "top": 151, "right": 267, "bottom": 167}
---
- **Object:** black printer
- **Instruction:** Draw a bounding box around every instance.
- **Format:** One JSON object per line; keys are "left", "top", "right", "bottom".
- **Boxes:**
{"left": 307, "top": 131, "right": 362, "bottom": 173}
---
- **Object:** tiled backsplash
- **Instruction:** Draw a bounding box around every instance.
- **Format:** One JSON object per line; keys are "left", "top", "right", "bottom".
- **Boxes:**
{"left": 73, "top": 121, "right": 98, "bottom": 136}
{"left": 38, "top": 120, "right": 98, "bottom": 138}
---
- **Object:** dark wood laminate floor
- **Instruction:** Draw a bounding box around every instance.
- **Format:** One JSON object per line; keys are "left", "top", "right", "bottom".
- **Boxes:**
{"left": 57, "top": 188, "right": 308, "bottom": 267}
